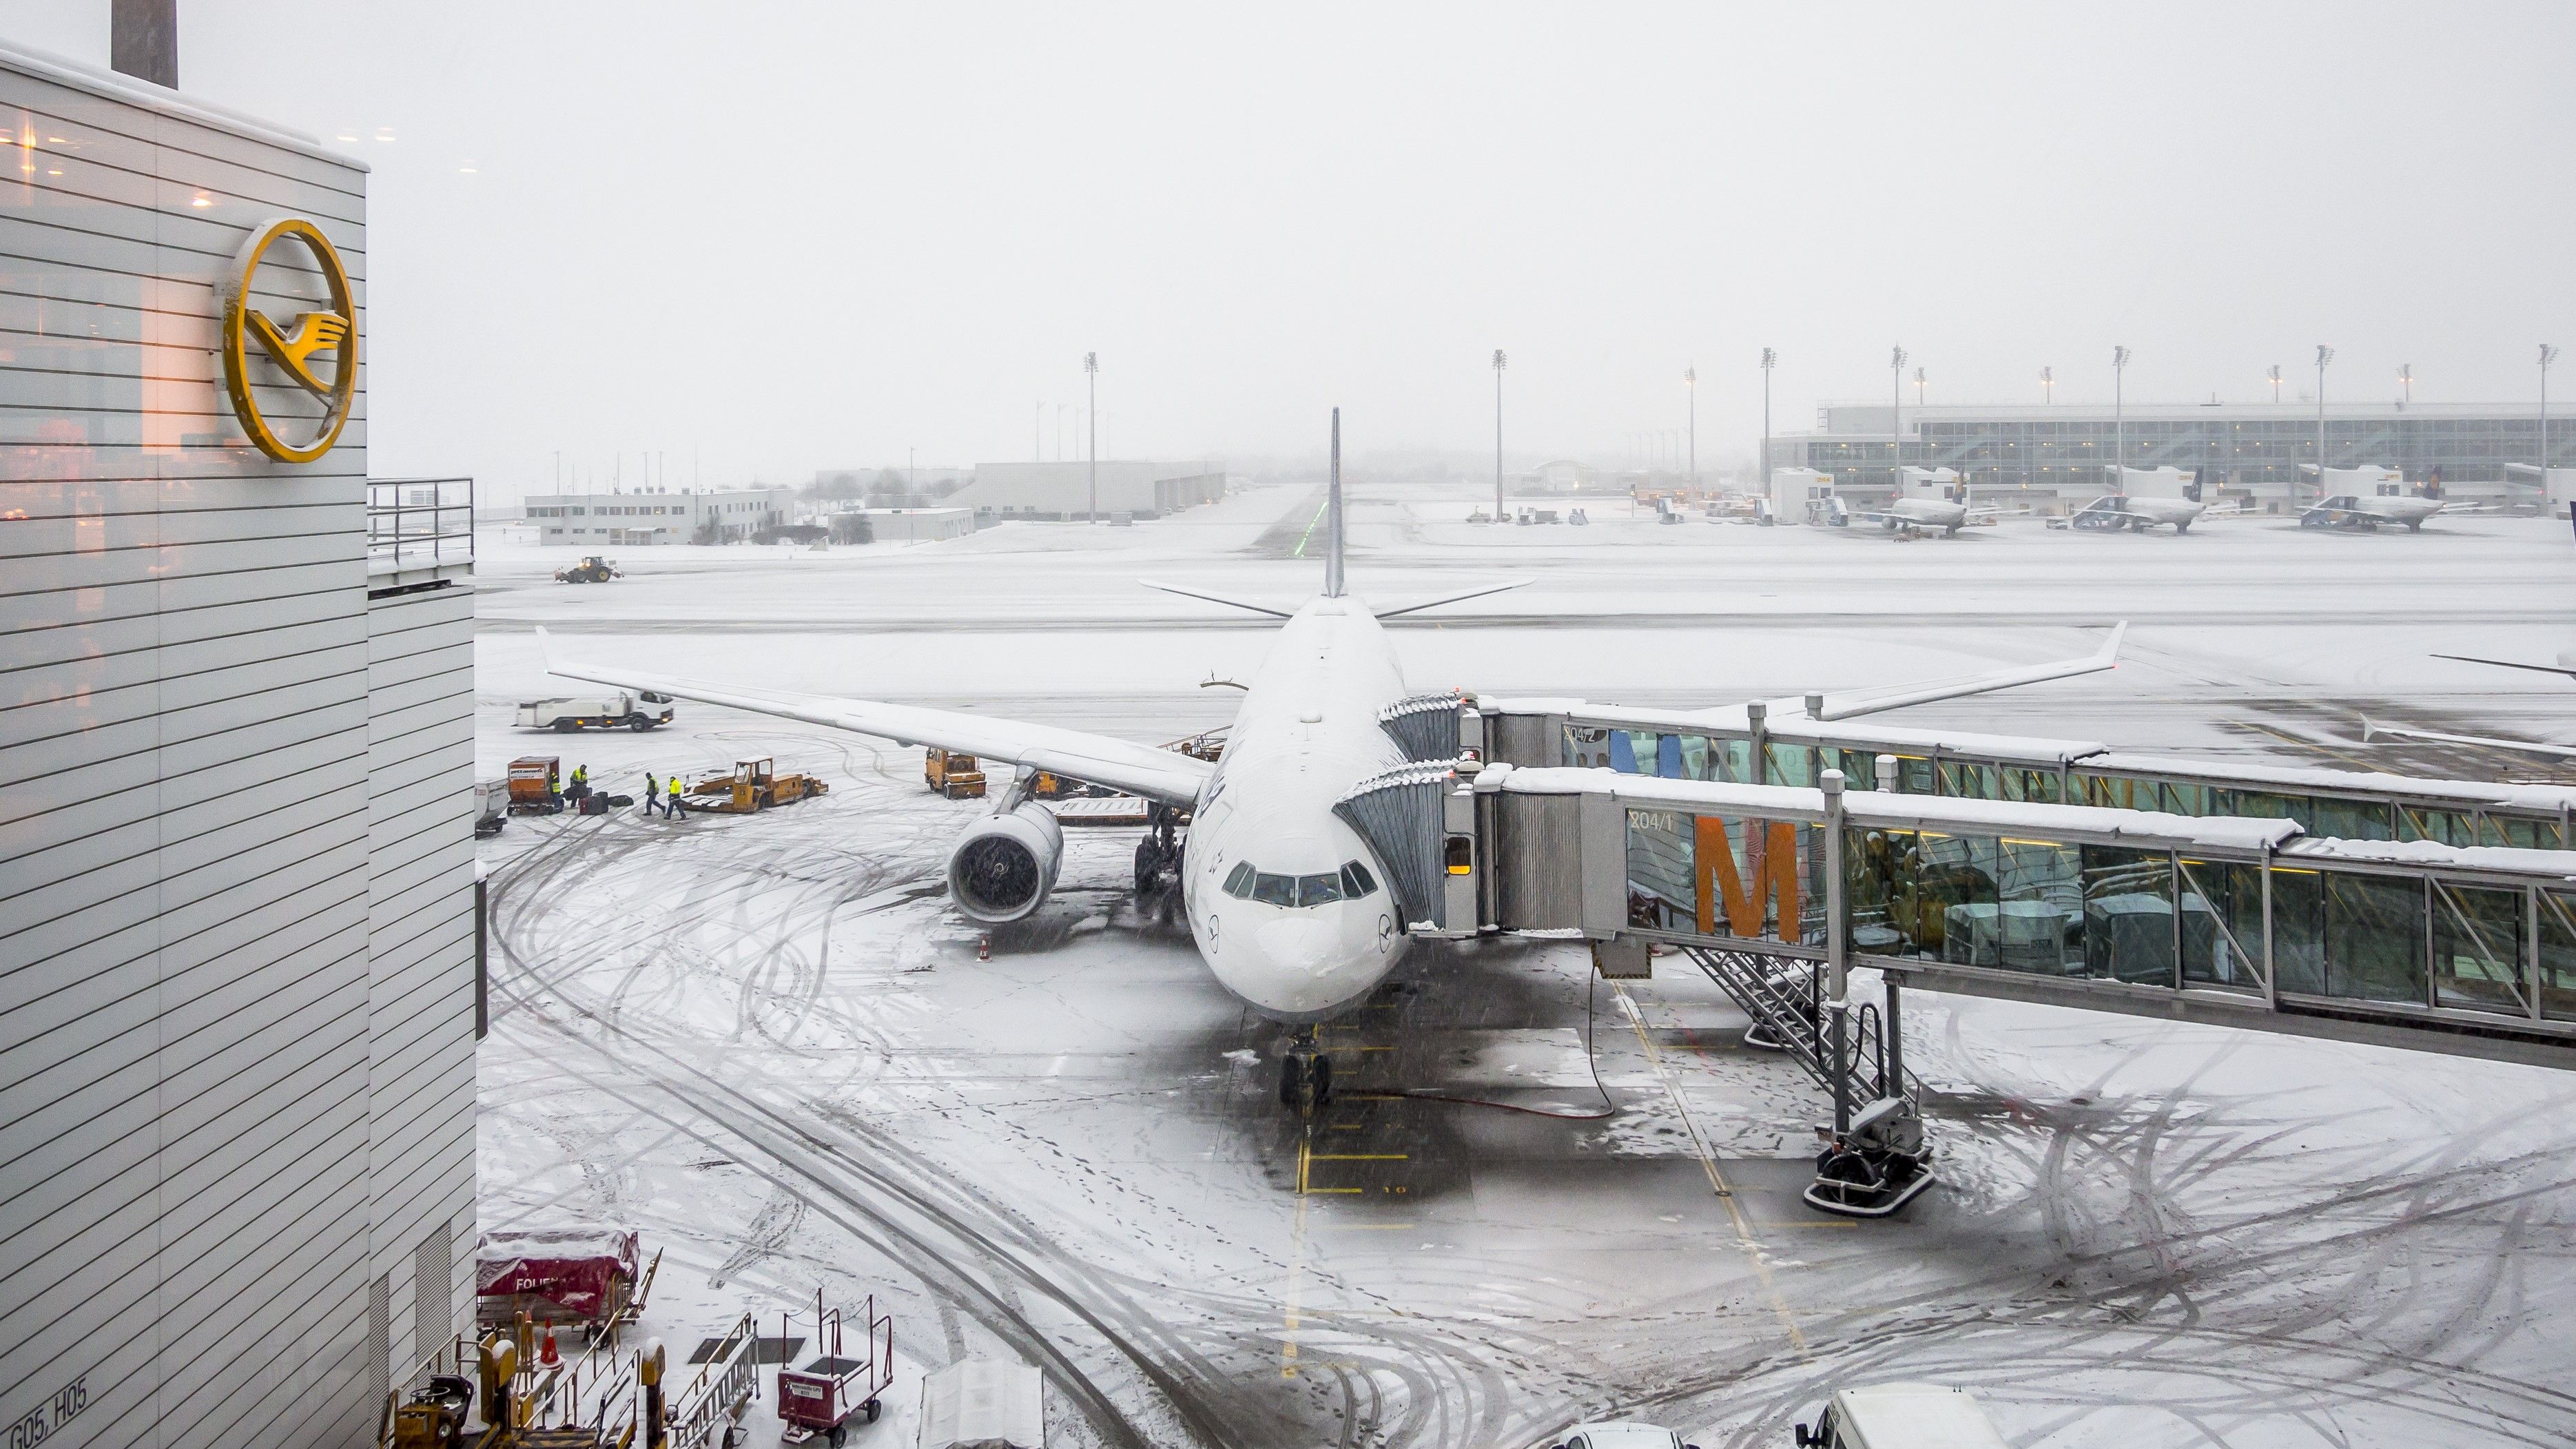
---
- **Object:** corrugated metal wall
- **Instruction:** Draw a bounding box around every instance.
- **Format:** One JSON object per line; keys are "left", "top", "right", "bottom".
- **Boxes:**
{"left": 364, "top": 578, "right": 477, "bottom": 1401}
{"left": 0, "top": 45, "right": 474, "bottom": 1448}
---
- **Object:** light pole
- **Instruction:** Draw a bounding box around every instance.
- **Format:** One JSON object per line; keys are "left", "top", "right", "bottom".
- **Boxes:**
{"left": 2399, "top": 362, "right": 2413, "bottom": 409}
{"left": 2269, "top": 364, "right": 2283, "bottom": 404}
{"left": 1492, "top": 349, "right": 1507, "bottom": 522}
{"left": 1889, "top": 345, "right": 1908, "bottom": 489}
{"left": 1760, "top": 348, "right": 1776, "bottom": 493}
{"left": 2543, "top": 344, "right": 2561, "bottom": 491}
{"left": 1034, "top": 403, "right": 1042, "bottom": 462}
{"left": 2040, "top": 365, "right": 2053, "bottom": 404}
{"left": 1913, "top": 366, "right": 1926, "bottom": 407}
{"left": 2112, "top": 345, "right": 2130, "bottom": 492}
{"left": 1084, "top": 352, "right": 1098, "bottom": 522}
{"left": 1685, "top": 365, "right": 1697, "bottom": 489}
{"left": 2314, "top": 345, "right": 2335, "bottom": 491}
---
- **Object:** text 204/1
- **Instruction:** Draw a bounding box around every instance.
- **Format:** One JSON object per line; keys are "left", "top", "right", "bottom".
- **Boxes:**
{"left": 7, "top": 1377, "right": 87, "bottom": 1449}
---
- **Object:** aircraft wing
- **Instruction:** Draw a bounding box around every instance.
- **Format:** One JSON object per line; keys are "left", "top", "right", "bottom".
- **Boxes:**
{"left": 2362, "top": 717, "right": 2576, "bottom": 759}
{"left": 537, "top": 628, "right": 1215, "bottom": 805}
{"left": 1771, "top": 622, "right": 2127, "bottom": 721}
{"left": 2433, "top": 651, "right": 2576, "bottom": 680}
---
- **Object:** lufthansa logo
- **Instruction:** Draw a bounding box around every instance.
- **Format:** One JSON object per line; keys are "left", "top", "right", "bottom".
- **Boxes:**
{"left": 215, "top": 216, "right": 358, "bottom": 464}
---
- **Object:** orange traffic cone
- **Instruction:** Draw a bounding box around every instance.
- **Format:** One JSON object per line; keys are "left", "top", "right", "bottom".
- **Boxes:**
{"left": 977, "top": 933, "right": 991, "bottom": 961}
{"left": 540, "top": 1326, "right": 559, "bottom": 1365}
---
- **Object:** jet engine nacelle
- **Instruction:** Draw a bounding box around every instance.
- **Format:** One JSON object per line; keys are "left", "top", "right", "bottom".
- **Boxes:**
{"left": 947, "top": 802, "right": 1064, "bottom": 925}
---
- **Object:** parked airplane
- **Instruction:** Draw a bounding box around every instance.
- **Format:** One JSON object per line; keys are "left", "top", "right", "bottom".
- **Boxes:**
{"left": 1848, "top": 467, "right": 2010, "bottom": 538}
{"left": 2062, "top": 466, "right": 2230, "bottom": 533}
{"left": 540, "top": 414, "right": 2127, "bottom": 1113}
{"left": 2299, "top": 464, "right": 2444, "bottom": 531}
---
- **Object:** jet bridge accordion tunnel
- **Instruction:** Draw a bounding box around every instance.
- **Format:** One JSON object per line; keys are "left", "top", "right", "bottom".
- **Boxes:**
{"left": 1333, "top": 695, "right": 2576, "bottom": 1217}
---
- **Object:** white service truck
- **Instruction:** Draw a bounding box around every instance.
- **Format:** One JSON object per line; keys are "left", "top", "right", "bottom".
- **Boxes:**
{"left": 515, "top": 690, "right": 675, "bottom": 732}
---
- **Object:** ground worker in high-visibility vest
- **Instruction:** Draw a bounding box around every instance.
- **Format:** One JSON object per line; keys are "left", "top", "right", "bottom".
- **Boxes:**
{"left": 666, "top": 774, "right": 686, "bottom": 819}
{"left": 641, "top": 772, "right": 659, "bottom": 816}
{"left": 568, "top": 763, "right": 589, "bottom": 801}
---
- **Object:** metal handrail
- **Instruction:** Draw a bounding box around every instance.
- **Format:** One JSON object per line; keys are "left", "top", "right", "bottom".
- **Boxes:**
{"left": 369, "top": 475, "right": 475, "bottom": 574}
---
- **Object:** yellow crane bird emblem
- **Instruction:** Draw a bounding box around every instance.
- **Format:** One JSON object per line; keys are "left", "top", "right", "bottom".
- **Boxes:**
{"left": 245, "top": 309, "right": 351, "bottom": 398}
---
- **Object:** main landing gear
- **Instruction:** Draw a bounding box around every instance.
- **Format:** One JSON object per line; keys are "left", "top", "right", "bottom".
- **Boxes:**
{"left": 1278, "top": 1029, "right": 1331, "bottom": 1117}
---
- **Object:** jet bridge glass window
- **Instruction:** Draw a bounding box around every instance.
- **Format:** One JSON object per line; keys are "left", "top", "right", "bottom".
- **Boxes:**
{"left": 2321, "top": 871, "right": 2429, "bottom": 1005}
{"left": 2538, "top": 890, "right": 2576, "bottom": 1022}
{"left": 2390, "top": 799, "right": 2473, "bottom": 845}
{"left": 2431, "top": 881, "right": 2525, "bottom": 1013}
{"left": 1631, "top": 812, "right": 1818, "bottom": 944}
{"left": 2178, "top": 858, "right": 2264, "bottom": 993}
{"left": 2489, "top": 813, "right": 2564, "bottom": 851}
{"left": 2081, "top": 846, "right": 2178, "bottom": 986}
{"left": 2309, "top": 795, "right": 2397, "bottom": 842}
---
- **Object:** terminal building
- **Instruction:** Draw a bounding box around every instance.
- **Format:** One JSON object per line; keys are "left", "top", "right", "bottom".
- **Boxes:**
{"left": 522, "top": 485, "right": 798, "bottom": 546}
{"left": 1771, "top": 400, "right": 2570, "bottom": 509}
{"left": 1, "top": 40, "right": 476, "bottom": 1448}
{"left": 944, "top": 460, "right": 1227, "bottom": 521}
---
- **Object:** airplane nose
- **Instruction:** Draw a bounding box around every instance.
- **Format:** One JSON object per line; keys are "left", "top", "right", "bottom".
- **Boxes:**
{"left": 1253, "top": 915, "right": 1337, "bottom": 978}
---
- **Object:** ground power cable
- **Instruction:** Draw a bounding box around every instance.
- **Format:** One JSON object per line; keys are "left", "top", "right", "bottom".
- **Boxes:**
{"left": 1362, "top": 964, "right": 1618, "bottom": 1121}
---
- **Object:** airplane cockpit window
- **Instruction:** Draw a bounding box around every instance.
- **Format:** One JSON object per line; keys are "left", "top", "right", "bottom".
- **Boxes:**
{"left": 1222, "top": 859, "right": 1383, "bottom": 906}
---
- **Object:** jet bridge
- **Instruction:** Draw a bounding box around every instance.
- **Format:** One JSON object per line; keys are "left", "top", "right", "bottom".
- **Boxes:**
{"left": 1332, "top": 693, "right": 2576, "bottom": 1215}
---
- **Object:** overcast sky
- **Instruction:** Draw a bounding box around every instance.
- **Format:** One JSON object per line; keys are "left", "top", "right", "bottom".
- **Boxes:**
{"left": 8, "top": 2, "right": 2573, "bottom": 498}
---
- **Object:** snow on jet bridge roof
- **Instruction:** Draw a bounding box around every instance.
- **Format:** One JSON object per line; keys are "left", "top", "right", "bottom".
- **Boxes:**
{"left": 1481, "top": 764, "right": 2305, "bottom": 855}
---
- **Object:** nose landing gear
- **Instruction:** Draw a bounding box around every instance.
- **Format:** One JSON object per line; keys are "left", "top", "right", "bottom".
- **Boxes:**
{"left": 1277, "top": 1030, "right": 1332, "bottom": 1116}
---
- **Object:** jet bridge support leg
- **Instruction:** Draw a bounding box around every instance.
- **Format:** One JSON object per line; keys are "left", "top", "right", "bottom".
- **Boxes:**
{"left": 1802, "top": 769, "right": 1937, "bottom": 1219}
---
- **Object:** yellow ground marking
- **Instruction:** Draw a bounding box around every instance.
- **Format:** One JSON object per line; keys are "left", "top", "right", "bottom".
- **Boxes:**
{"left": 1286, "top": 1135, "right": 1310, "bottom": 1376}
{"left": 1306, "top": 1153, "right": 1408, "bottom": 1162}
{"left": 2234, "top": 719, "right": 2387, "bottom": 775}
{"left": 1613, "top": 982, "right": 1811, "bottom": 1356}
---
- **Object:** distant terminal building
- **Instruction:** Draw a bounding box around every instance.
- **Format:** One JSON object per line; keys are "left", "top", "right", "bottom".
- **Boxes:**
{"left": 946, "top": 461, "right": 1227, "bottom": 521}
{"left": 3, "top": 42, "right": 476, "bottom": 1446}
{"left": 522, "top": 486, "right": 798, "bottom": 545}
{"left": 826, "top": 506, "right": 978, "bottom": 543}
{"left": 1772, "top": 401, "right": 2571, "bottom": 509}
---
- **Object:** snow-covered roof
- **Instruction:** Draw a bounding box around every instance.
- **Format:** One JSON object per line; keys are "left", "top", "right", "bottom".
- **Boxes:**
{"left": 1485, "top": 766, "right": 2303, "bottom": 853}
{"left": 2279, "top": 836, "right": 2576, "bottom": 881}
{"left": 1472, "top": 697, "right": 2105, "bottom": 764}
{"left": 2083, "top": 752, "right": 2576, "bottom": 811}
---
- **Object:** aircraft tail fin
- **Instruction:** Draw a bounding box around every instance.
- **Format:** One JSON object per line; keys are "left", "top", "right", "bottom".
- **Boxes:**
{"left": 1325, "top": 407, "right": 1346, "bottom": 598}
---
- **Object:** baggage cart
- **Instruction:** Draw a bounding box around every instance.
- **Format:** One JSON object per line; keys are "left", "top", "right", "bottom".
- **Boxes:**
{"left": 776, "top": 1292, "right": 893, "bottom": 1446}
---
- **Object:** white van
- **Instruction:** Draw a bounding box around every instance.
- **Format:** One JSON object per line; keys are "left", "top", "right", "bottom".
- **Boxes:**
{"left": 1797, "top": 1383, "right": 2008, "bottom": 1449}
{"left": 514, "top": 690, "right": 675, "bottom": 732}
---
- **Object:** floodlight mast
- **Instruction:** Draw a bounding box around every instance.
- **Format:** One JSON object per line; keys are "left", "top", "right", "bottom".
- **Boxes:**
{"left": 1492, "top": 349, "right": 1507, "bottom": 522}
{"left": 2543, "top": 345, "right": 2561, "bottom": 494}
{"left": 1084, "top": 351, "right": 1098, "bottom": 523}
{"left": 1889, "top": 345, "right": 1908, "bottom": 487}
{"left": 2112, "top": 346, "right": 2131, "bottom": 492}
{"left": 1685, "top": 364, "right": 1697, "bottom": 488}
{"left": 1760, "top": 348, "right": 1777, "bottom": 492}
{"left": 2039, "top": 364, "right": 2053, "bottom": 404}
{"left": 2315, "top": 345, "right": 2335, "bottom": 493}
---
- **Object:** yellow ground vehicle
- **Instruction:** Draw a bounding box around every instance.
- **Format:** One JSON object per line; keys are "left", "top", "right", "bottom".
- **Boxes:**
{"left": 685, "top": 758, "right": 828, "bottom": 813}
{"left": 925, "top": 748, "right": 987, "bottom": 799}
